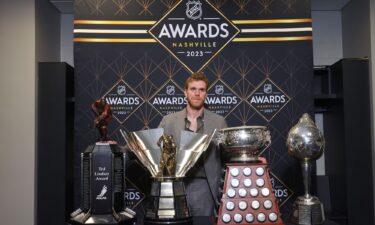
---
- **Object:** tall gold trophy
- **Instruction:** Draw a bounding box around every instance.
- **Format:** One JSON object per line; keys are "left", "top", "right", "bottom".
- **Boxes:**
{"left": 286, "top": 113, "right": 325, "bottom": 225}
{"left": 121, "top": 128, "right": 214, "bottom": 225}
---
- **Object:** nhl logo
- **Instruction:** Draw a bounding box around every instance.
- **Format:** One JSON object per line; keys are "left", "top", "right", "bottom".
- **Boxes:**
{"left": 117, "top": 85, "right": 126, "bottom": 95}
{"left": 263, "top": 83, "right": 272, "bottom": 94}
{"left": 215, "top": 85, "right": 224, "bottom": 95}
{"left": 186, "top": 0, "right": 202, "bottom": 20}
{"left": 166, "top": 85, "right": 175, "bottom": 95}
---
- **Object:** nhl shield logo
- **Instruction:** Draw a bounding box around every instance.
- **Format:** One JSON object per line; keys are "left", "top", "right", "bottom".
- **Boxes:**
{"left": 186, "top": 0, "right": 202, "bottom": 20}
{"left": 166, "top": 85, "right": 175, "bottom": 95}
{"left": 117, "top": 85, "right": 126, "bottom": 95}
{"left": 263, "top": 83, "right": 272, "bottom": 94}
{"left": 215, "top": 85, "right": 224, "bottom": 95}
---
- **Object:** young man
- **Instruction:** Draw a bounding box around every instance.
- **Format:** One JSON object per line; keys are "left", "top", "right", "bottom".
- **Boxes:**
{"left": 158, "top": 72, "right": 227, "bottom": 223}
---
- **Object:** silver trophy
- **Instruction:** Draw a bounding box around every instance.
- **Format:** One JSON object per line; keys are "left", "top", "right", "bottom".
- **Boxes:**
{"left": 120, "top": 128, "right": 214, "bottom": 225}
{"left": 217, "top": 126, "right": 271, "bottom": 162}
{"left": 286, "top": 113, "right": 325, "bottom": 225}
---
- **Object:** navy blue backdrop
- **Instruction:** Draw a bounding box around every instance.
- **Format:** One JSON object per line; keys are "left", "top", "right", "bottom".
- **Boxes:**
{"left": 74, "top": 0, "right": 314, "bottom": 222}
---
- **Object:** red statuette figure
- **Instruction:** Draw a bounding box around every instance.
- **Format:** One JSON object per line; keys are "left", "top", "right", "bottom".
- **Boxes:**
{"left": 91, "top": 98, "right": 112, "bottom": 141}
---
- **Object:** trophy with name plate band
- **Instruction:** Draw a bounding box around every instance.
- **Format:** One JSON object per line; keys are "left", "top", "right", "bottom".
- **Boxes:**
{"left": 70, "top": 99, "right": 136, "bottom": 225}
{"left": 121, "top": 128, "right": 215, "bottom": 225}
{"left": 217, "top": 126, "right": 284, "bottom": 225}
{"left": 286, "top": 113, "right": 325, "bottom": 225}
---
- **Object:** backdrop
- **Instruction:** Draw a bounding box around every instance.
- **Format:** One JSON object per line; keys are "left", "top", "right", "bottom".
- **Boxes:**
{"left": 74, "top": 0, "right": 314, "bottom": 222}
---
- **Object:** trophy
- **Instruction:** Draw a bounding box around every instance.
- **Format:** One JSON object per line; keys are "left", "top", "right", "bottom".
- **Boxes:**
{"left": 216, "top": 126, "right": 284, "bottom": 225}
{"left": 120, "top": 128, "right": 214, "bottom": 225}
{"left": 286, "top": 113, "right": 325, "bottom": 225}
{"left": 70, "top": 99, "right": 136, "bottom": 225}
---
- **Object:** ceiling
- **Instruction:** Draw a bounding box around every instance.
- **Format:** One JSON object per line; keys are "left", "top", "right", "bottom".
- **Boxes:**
{"left": 50, "top": 0, "right": 351, "bottom": 14}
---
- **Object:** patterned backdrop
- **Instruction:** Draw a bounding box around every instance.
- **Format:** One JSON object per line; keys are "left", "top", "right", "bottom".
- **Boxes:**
{"left": 74, "top": 0, "right": 313, "bottom": 223}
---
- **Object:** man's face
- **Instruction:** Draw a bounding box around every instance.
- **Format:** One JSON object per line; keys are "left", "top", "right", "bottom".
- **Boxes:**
{"left": 184, "top": 80, "right": 207, "bottom": 110}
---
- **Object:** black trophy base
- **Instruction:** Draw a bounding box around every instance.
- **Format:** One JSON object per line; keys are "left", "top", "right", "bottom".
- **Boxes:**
{"left": 144, "top": 217, "right": 192, "bottom": 225}
{"left": 70, "top": 208, "right": 136, "bottom": 225}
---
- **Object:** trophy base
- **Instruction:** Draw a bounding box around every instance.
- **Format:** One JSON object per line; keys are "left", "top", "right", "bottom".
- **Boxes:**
{"left": 145, "top": 178, "right": 191, "bottom": 224}
{"left": 217, "top": 159, "right": 284, "bottom": 225}
{"left": 70, "top": 208, "right": 136, "bottom": 225}
{"left": 144, "top": 217, "right": 192, "bottom": 225}
{"left": 291, "top": 195, "right": 325, "bottom": 225}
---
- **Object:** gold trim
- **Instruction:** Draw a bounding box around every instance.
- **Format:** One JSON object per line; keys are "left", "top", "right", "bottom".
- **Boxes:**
{"left": 103, "top": 79, "right": 145, "bottom": 124}
{"left": 247, "top": 78, "right": 291, "bottom": 122}
{"left": 73, "top": 18, "right": 311, "bottom": 25}
{"left": 124, "top": 176, "right": 146, "bottom": 210}
{"left": 148, "top": 0, "right": 241, "bottom": 73}
{"left": 74, "top": 20, "right": 156, "bottom": 25}
{"left": 74, "top": 38, "right": 156, "bottom": 43}
{"left": 269, "top": 171, "right": 295, "bottom": 208}
{"left": 232, "top": 18, "right": 312, "bottom": 24}
{"left": 233, "top": 36, "right": 312, "bottom": 42}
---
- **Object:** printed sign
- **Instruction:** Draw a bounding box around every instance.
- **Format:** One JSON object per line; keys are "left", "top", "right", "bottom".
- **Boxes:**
{"left": 149, "top": 0, "right": 239, "bottom": 72}
{"left": 248, "top": 78, "right": 290, "bottom": 121}
{"left": 104, "top": 80, "right": 144, "bottom": 123}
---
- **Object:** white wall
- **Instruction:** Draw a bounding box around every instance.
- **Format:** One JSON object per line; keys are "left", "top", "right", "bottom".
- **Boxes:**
{"left": 312, "top": 10, "right": 343, "bottom": 65}
{"left": 36, "top": 0, "right": 60, "bottom": 62}
{"left": 61, "top": 14, "right": 74, "bottom": 66}
{"left": 0, "top": 1, "right": 36, "bottom": 224}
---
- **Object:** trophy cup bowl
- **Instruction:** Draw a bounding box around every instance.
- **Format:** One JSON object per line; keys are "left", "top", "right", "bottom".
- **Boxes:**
{"left": 217, "top": 126, "right": 271, "bottom": 162}
{"left": 286, "top": 113, "right": 325, "bottom": 225}
{"left": 286, "top": 116, "right": 325, "bottom": 161}
{"left": 120, "top": 128, "right": 214, "bottom": 225}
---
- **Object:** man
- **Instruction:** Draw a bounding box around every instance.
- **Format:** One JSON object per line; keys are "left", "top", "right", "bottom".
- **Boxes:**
{"left": 158, "top": 72, "right": 227, "bottom": 223}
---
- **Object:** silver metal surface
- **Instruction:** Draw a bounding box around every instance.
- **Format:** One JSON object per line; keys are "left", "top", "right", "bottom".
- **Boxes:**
{"left": 157, "top": 209, "right": 176, "bottom": 218}
{"left": 264, "top": 200, "right": 273, "bottom": 209}
{"left": 222, "top": 214, "right": 231, "bottom": 223}
{"left": 287, "top": 113, "right": 326, "bottom": 225}
{"left": 291, "top": 195, "right": 325, "bottom": 225}
{"left": 250, "top": 188, "right": 258, "bottom": 197}
{"left": 256, "top": 178, "right": 265, "bottom": 187}
{"left": 217, "top": 126, "right": 271, "bottom": 162}
{"left": 175, "top": 130, "right": 215, "bottom": 177}
{"left": 251, "top": 200, "right": 260, "bottom": 209}
{"left": 238, "top": 188, "right": 247, "bottom": 197}
{"left": 257, "top": 213, "right": 266, "bottom": 222}
{"left": 243, "top": 167, "right": 252, "bottom": 176}
{"left": 246, "top": 213, "right": 254, "bottom": 223}
{"left": 286, "top": 113, "right": 325, "bottom": 162}
{"left": 227, "top": 188, "right": 236, "bottom": 198}
{"left": 234, "top": 214, "right": 243, "bottom": 223}
{"left": 269, "top": 212, "right": 278, "bottom": 222}
{"left": 261, "top": 187, "right": 270, "bottom": 196}
{"left": 243, "top": 178, "right": 252, "bottom": 187}
{"left": 230, "top": 168, "right": 239, "bottom": 177}
{"left": 238, "top": 201, "right": 247, "bottom": 210}
{"left": 256, "top": 167, "right": 265, "bottom": 176}
{"left": 231, "top": 178, "right": 240, "bottom": 188}
{"left": 226, "top": 201, "right": 235, "bottom": 211}
{"left": 120, "top": 128, "right": 163, "bottom": 177}
{"left": 121, "top": 128, "right": 214, "bottom": 178}
{"left": 160, "top": 181, "right": 173, "bottom": 196}
{"left": 158, "top": 197, "right": 175, "bottom": 209}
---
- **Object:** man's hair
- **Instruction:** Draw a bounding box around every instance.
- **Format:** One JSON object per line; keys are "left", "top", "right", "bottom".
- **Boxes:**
{"left": 184, "top": 71, "right": 209, "bottom": 90}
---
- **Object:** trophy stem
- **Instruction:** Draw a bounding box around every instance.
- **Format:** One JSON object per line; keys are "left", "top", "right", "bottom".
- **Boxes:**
{"left": 301, "top": 161, "right": 311, "bottom": 199}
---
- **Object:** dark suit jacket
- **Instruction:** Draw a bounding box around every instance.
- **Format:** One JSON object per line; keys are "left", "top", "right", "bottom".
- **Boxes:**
{"left": 158, "top": 108, "right": 227, "bottom": 216}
